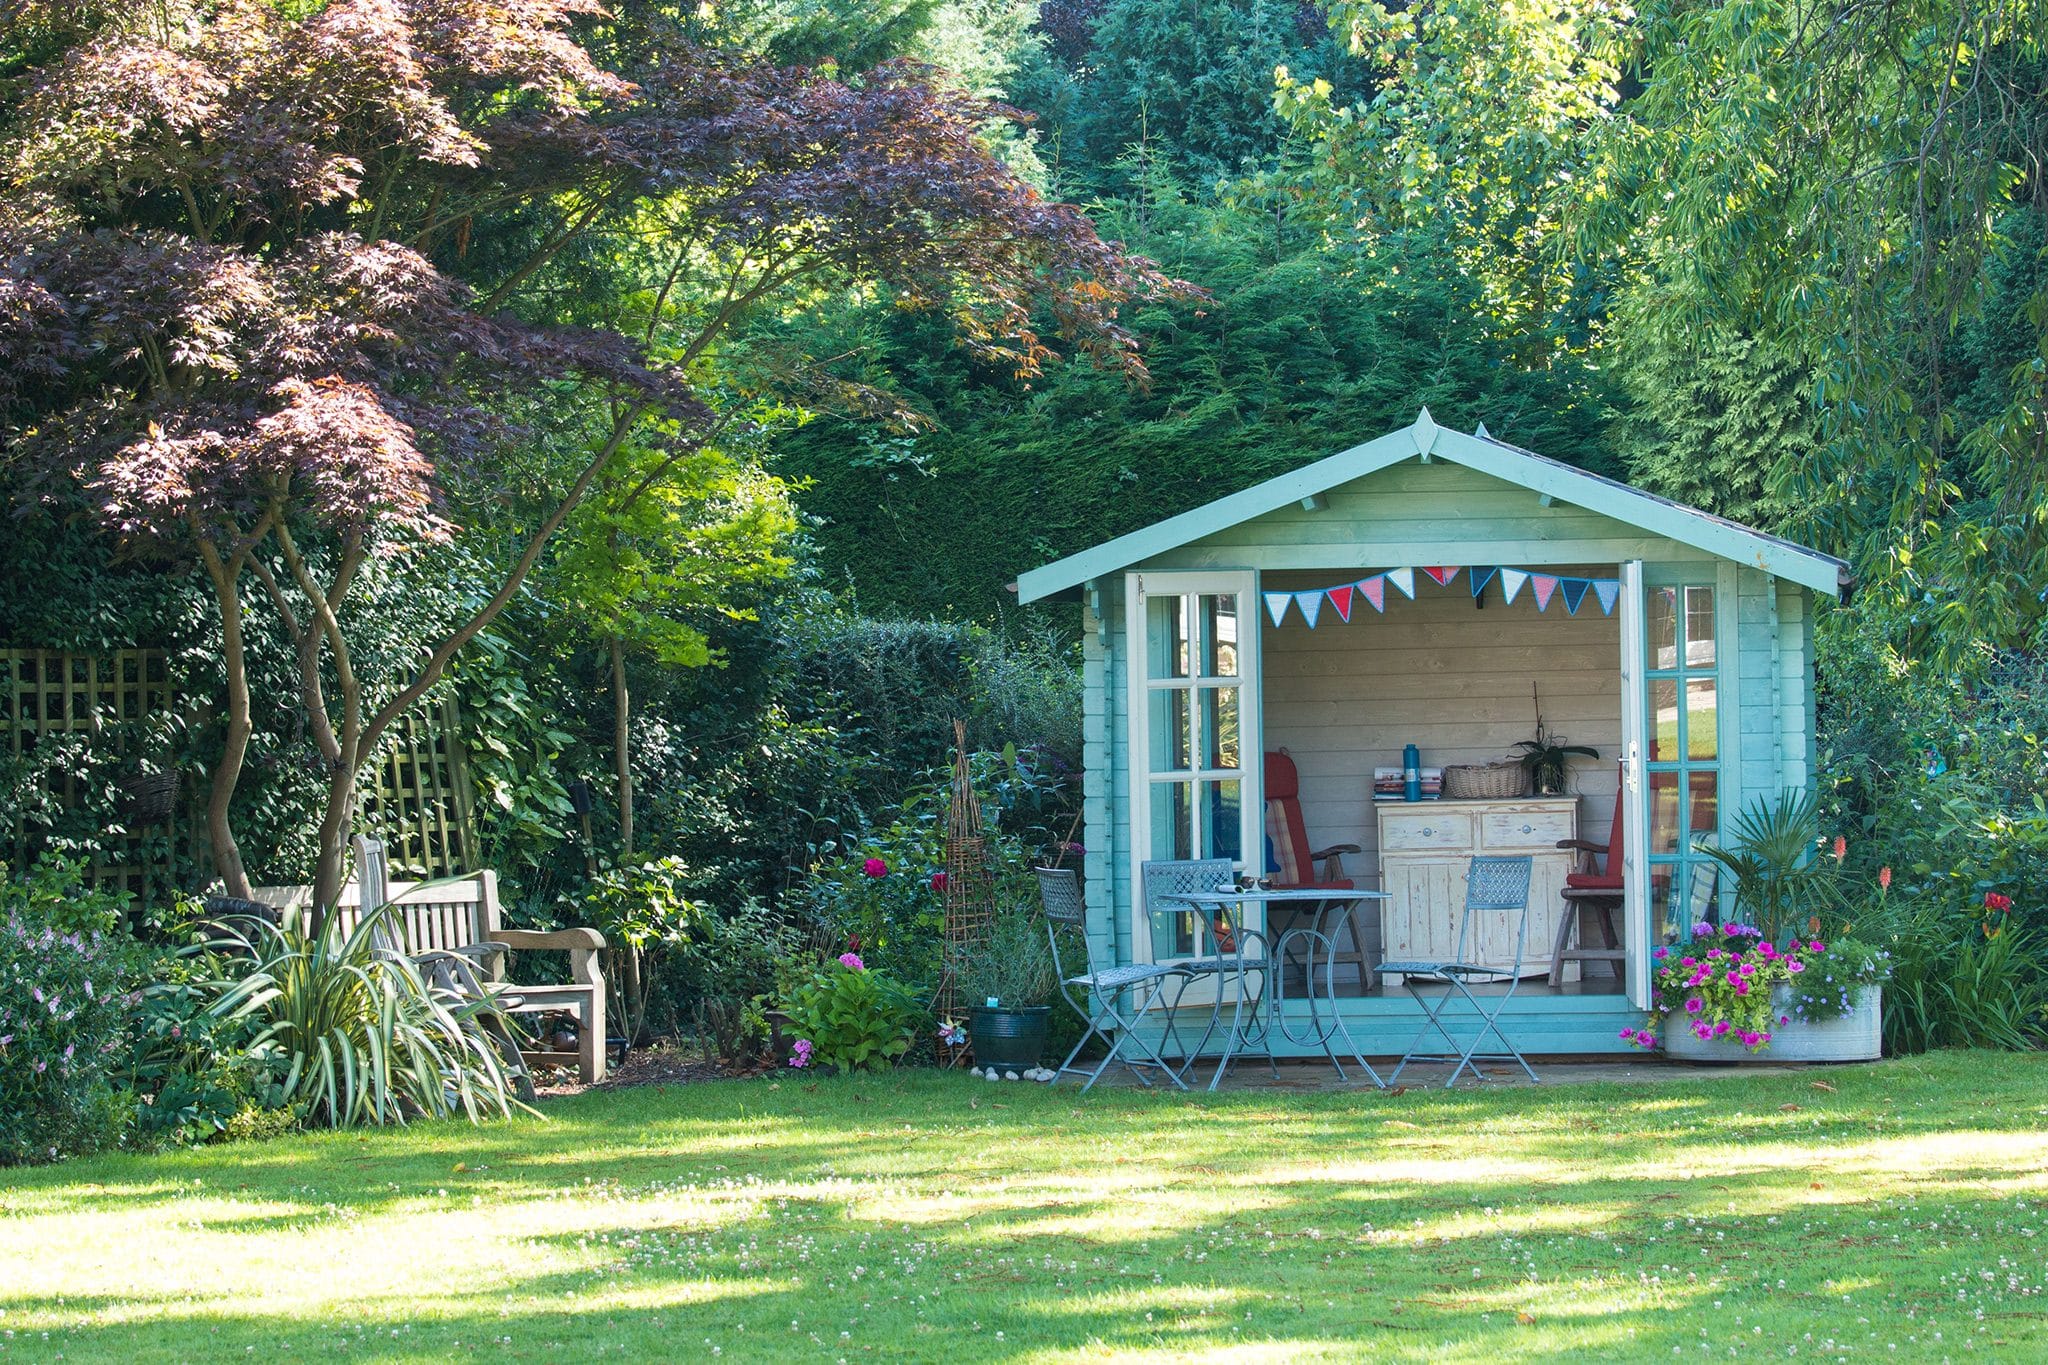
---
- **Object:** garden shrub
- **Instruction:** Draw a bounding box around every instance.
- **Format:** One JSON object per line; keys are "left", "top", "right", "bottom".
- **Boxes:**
{"left": 779, "top": 953, "right": 922, "bottom": 1072}
{"left": 0, "top": 858, "right": 138, "bottom": 1164}
{"left": 126, "top": 943, "right": 296, "bottom": 1148}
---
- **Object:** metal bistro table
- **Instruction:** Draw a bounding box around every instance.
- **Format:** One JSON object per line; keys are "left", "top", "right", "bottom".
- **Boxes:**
{"left": 1154, "top": 886, "right": 1389, "bottom": 1091}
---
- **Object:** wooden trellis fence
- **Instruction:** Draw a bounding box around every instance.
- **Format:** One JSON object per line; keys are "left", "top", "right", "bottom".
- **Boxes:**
{"left": 1, "top": 647, "right": 476, "bottom": 898}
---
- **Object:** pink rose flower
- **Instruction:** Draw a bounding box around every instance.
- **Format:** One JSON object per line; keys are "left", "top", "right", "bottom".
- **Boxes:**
{"left": 861, "top": 857, "right": 888, "bottom": 878}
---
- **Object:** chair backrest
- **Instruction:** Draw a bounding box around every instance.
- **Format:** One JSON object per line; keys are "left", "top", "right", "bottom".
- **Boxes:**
{"left": 1035, "top": 866, "right": 1089, "bottom": 984}
{"left": 1263, "top": 749, "right": 1315, "bottom": 883}
{"left": 249, "top": 847, "right": 501, "bottom": 957}
{"left": 1142, "top": 857, "right": 1236, "bottom": 959}
{"left": 1455, "top": 855, "right": 1536, "bottom": 968}
{"left": 1680, "top": 855, "right": 1720, "bottom": 933}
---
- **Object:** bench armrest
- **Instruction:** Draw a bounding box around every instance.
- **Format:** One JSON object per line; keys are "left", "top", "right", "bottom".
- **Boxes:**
{"left": 490, "top": 927, "right": 607, "bottom": 951}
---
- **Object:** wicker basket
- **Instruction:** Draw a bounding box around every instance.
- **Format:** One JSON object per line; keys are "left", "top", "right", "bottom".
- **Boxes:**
{"left": 1441, "top": 761, "right": 1528, "bottom": 800}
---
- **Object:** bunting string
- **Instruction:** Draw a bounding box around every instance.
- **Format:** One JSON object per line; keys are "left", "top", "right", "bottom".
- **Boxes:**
{"left": 1261, "top": 565, "right": 1624, "bottom": 628}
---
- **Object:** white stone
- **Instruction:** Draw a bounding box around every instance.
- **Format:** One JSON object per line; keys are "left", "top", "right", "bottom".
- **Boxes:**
{"left": 1004, "top": 1070, "right": 1019, "bottom": 1082}
{"left": 983, "top": 1069, "right": 999, "bottom": 1082}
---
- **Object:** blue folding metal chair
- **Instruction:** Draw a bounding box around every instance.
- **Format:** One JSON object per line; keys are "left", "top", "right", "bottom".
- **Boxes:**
{"left": 1384, "top": 855, "right": 1539, "bottom": 1087}
{"left": 1036, "top": 868, "right": 1189, "bottom": 1091}
{"left": 1141, "top": 857, "right": 1270, "bottom": 1086}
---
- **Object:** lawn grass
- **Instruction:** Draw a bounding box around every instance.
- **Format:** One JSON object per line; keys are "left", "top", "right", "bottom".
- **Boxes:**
{"left": 3, "top": 1051, "right": 2047, "bottom": 1362}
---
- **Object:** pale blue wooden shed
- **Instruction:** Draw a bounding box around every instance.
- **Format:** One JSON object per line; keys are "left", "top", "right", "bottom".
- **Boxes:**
{"left": 1016, "top": 411, "right": 1849, "bottom": 1056}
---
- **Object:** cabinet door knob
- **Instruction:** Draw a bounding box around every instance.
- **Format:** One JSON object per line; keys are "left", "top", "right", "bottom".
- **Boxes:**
{"left": 1518, "top": 823, "right": 1533, "bottom": 833}
{"left": 1421, "top": 826, "right": 1434, "bottom": 837}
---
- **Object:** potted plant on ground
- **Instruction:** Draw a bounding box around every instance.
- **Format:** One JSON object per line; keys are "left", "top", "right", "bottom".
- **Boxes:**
{"left": 949, "top": 907, "right": 1056, "bottom": 1072}
{"left": 1623, "top": 788, "right": 1889, "bottom": 1061}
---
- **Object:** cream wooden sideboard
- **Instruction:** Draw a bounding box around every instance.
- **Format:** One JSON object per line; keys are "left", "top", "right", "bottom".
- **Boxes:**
{"left": 1375, "top": 796, "right": 1577, "bottom": 979}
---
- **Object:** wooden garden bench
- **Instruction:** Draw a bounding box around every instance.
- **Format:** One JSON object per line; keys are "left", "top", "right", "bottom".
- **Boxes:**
{"left": 251, "top": 838, "right": 609, "bottom": 1085}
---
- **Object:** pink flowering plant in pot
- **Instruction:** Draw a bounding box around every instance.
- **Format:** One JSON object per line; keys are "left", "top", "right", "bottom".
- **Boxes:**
{"left": 1630, "top": 923, "right": 1810, "bottom": 1052}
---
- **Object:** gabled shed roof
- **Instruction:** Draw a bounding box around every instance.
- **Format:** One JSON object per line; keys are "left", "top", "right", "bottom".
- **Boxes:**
{"left": 1014, "top": 410, "right": 1850, "bottom": 603}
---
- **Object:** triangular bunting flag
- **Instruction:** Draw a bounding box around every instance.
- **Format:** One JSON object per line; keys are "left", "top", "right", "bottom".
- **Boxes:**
{"left": 1295, "top": 590, "right": 1323, "bottom": 628}
{"left": 1386, "top": 567, "right": 1416, "bottom": 599}
{"left": 1469, "top": 567, "right": 1499, "bottom": 598}
{"left": 1264, "top": 592, "right": 1292, "bottom": 627}
{"left": 1327, "top": 583, "right": 1353, "bottom": 622}
{"left": 1594, "top": 579, "right": 1620, "bottom": 615}
{"left": 1560, "top": 578, "right": 1591, "bottom": 614}
{"left": 1532, "top": 575, "right": 1560, "bottom": 611}
{"left": 1359, "top": 576, "right": 1386, "bottom": 613}
{"left": 1499, "top": 568, "right": 1529, "bottom": 604}
{"left": 1422, "top": 566, "right": 1460, "bottom": 586}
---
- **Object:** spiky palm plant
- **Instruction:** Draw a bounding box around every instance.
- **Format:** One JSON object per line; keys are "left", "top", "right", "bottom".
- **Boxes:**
{"left": 202, "top": 904, "right": 532, "bottom": 1128}
{"left": 1695, "top": 788, "right": 1843, "bottom": 943}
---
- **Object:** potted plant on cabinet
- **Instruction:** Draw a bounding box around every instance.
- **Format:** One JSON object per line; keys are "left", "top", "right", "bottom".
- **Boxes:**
{"left": 1511, "top": 690, "right": 1598, "bottom": 795}
{"left": 949, "top": 906, "right": 1056, "bottom": 1072}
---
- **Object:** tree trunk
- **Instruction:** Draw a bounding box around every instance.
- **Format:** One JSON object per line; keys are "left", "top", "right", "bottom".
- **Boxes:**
{"left": 310, "top": 762, "right": 358, "bottom": 932}
{"left": 198, "top": 544, "right": 254, "bottom": 899}
{"left": 611, "top": 634, "right": 632, "bottom": 859}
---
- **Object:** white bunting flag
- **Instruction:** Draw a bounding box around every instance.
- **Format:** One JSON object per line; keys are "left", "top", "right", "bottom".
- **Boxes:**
{"left": 1264, "top": 592, "right": 1292, "bottom": 627}
{"left": 1499, "top": 568, "right": 1529, "bottom": 604}
{"left": 1386, "top": 566, "right": 1416, "bottom": 599}
{"left": 1294, "top": 590, "right": 1322, "bottom": 628}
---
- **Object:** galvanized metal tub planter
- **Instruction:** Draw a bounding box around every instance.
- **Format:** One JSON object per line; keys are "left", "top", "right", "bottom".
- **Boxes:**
{"left": 1663, "top": 986, "right": 1883, "bottom": 1063}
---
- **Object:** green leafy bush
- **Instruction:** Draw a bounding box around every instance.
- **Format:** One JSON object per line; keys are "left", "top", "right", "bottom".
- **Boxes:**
{"left": 126, "top": 944, "right": 296, "bottom": 1148}
{"left": 780, "top": 954, "right": 922, "bottom": 1072}
{"left": 0, "top": 858, "right": 138, "bottom": 1164}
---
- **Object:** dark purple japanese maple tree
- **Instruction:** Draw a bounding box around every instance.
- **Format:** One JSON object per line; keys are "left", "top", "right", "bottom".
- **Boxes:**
{"left": 0, "top": 1, "right": 1184, "bottom": 913}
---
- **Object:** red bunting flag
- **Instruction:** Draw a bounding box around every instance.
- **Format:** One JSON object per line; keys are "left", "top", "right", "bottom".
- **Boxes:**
{"left": 1422, "top": 566, "right": 1461, "bottom": 586}
{"left": 1326, "top": 583, "right": 1353, "bottom": 622}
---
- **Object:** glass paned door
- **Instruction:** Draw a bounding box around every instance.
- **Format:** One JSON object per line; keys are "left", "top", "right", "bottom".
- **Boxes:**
{"left": 1644, "top": 581, "right": 1723, "bottom": 943}
{"left": 1128, "top": 571, "right": 1260, "bottom": 961}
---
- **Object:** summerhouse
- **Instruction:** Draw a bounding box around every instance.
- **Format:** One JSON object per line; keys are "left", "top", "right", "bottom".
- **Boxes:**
{"left": 1015, "top": 411, "right": 1848, "bottom": 1057}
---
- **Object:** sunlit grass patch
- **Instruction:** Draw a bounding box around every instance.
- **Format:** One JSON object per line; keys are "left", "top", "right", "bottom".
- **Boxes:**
{"left": 3, "top": 1050, "right": 2046, "bottom": 1361}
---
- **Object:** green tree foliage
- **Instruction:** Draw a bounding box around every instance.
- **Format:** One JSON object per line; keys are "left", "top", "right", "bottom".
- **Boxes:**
{"left": 1582, "top": 0, "right": 2048, "bottom": 669}
{"left": 1016, "top": 0, "right": 1357, "bottom": 192}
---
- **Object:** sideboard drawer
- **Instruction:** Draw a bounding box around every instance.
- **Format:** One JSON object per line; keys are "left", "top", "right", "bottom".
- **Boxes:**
{"left": 1479, "top": 807, "right": 1575, "bottom": 851}
{"left": 1379, "top": 809, "right": 1473, "bottom": 852}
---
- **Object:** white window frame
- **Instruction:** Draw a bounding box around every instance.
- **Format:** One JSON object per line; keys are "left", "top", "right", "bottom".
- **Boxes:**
{"left": 1124, "top": 569, "right": 1262, "bottom": 965}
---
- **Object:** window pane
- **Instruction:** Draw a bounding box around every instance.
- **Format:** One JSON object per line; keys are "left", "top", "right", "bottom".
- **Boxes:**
{"left": 1148, "top": 687, "right": 1190, "bottom": 772}
{"left": 1686, "top": 770, "right": 1718, "bottom": 847}
{"left": 1685, "top": 679, "right": 1718, "bottom": 760}
{"left": 1680, "top": 857, "right": 1721, "bottom": 931}
{"left": 1650, "top": 863, "right": 1677, "bottom": 943}
{"left": 1684, "top": 586, "right": 1716, "bottom": 668}
{"left": 1649, "top": 770, "right": 1681, "bottom": 854}
{"left": 1201, "top": 780, "right": 1242, "bottom": 861}
{"left": 1203, "top": 687, "right": 1240, "bottom": 770}
{"left": 1202, "top": 594, "right": 1239, "bottom": 678}
{"left": 1147, "top": 594, "right": 1189, "bottom": 679}
{"left": 1648, "top": 588, "right": 1678, "bottom": 670}
{"left": 1149, "top": 782, "right": 1193, "bottom": 860}
{"left": 1649, "top": 679, "right": 1680, "bottom": 762}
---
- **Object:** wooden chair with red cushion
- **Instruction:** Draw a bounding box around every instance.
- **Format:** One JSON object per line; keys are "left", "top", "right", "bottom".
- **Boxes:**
{"left": 1263, "top": 749, "right": 1376, "bottom": 993}
{"left": 1549, "top": 770, "right": 1626, "bottom": 986}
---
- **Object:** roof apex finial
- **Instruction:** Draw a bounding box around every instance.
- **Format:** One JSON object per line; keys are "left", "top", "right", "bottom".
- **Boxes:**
{"left": 1411, "top": 406, "right": 1440, "bottom": 453}
{"left": 1475, "top": 420, "right": 1491, "bottom": 440}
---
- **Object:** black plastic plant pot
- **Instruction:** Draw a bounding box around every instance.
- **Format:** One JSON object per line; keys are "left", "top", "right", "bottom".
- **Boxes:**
{"left": 968, "top": 1005, "right": 1051, "bottom": 1070}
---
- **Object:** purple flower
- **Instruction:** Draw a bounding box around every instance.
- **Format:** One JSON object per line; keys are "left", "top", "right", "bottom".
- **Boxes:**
{"left": 1684, "top": 997, "right": 1704, "bottom": 1015}
{"left": 789, "top": 1039, "right": 814, "bottom": 1069}
{"left": 838, "top": 952, "right": 865, "bottom": 971}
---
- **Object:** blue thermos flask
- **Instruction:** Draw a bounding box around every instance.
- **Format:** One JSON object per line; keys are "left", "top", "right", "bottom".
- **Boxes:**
{"left": 1403, "top": 743, "right": 1421, "bottom": 802}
